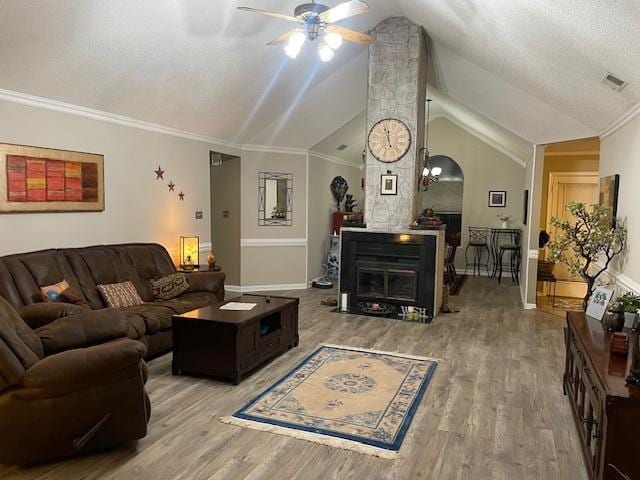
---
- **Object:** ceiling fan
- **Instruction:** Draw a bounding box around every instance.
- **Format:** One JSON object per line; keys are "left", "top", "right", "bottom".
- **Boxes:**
{"left": 237, "top": 0, "right": 374, "bottom": 62}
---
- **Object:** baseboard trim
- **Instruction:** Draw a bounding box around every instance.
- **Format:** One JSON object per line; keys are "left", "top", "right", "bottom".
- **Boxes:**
{"left": 226, "top": 283, "right": 308, "bottom": 293}
{"left": 523, "top": 302, "right": 537, "bottom": 310}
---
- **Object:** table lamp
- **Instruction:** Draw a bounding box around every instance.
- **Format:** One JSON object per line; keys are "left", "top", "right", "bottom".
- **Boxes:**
{"left": 180, "top": 236, "right": 199, "bottom": 270}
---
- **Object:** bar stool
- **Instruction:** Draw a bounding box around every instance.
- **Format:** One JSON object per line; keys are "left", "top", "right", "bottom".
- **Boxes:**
{"left": 464, "top": 227, "right": 489, "bottom": 276}
{"left": 497, "top": 230, "right": 521, "bottom": 284}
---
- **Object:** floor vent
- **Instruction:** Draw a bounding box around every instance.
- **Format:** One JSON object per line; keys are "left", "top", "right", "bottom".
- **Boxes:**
{"left": 602, "top": 72, "right": 627, "bottom": 91}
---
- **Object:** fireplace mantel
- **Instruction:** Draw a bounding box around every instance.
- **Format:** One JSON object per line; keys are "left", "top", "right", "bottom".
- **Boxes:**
{"left": 338, "top": 228, "right": 445, "bottom": 317}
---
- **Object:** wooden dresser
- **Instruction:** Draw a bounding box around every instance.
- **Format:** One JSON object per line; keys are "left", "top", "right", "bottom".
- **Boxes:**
{"left": 565, "top": 311, "right": 640, "bottom": 480}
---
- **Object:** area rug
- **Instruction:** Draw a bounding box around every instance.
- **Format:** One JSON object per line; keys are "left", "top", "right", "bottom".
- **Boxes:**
{"left": 221, "top": 344, "right": 438, "bottom": 458}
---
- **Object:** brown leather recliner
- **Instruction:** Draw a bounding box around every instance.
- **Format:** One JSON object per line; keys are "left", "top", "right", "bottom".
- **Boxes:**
{"left": 0, "top": 296, "right": 150, "bottom": 466}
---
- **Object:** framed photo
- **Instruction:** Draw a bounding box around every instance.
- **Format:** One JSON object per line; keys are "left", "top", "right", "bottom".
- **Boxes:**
{"left": 599, "top": 174, "right": 620, "bottom": 227}
{"left": 523, "top": 189, "right": 529, "bottom": 225}
{"left": 586, "top": 287, "right": 613, "bottom": 321}
{"left": 0, "top": 143, "right": 104, "bottom": 213}
{"left": 488, "top": 190, "right": 506, "bottom": 207}
{"left": 380, "top": 174, "right": 397, "bottom": 195}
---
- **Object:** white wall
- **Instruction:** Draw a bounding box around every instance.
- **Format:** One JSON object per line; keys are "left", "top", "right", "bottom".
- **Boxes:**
{"left": 425, "top": 118, "right": 526, "bottom": 270}
{"left": 0, "top": 99, "right": 235, "bottom": 261}
{"left": 600, "top": 113, "right": 640, "bottom": 291}
{"left": 239, "top": 149, "right": 307, "bottom": 288}
{"left": 307, "top": 154, "right": 363, "bottom": 282}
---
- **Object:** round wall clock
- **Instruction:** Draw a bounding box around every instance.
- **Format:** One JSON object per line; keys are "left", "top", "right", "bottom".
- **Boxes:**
{"left": 367, "top": 118, "right": 412, "bottom": 163}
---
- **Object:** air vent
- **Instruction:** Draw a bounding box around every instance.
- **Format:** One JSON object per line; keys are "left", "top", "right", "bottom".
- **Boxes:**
{"left": 337, "top": 144, "right": 348, "bottom": 151}
{"left": 602, "top": 72, "right": 627, "bottom": 91}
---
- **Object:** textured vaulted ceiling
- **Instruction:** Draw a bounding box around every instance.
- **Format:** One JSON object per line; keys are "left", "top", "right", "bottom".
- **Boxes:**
{"left": 0, "top": 1, "right": 638, "bottom": 149}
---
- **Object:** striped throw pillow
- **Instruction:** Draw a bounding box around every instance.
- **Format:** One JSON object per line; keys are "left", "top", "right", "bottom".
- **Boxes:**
{"left": 97, "top": 281, "right": 143, "bottom": 308}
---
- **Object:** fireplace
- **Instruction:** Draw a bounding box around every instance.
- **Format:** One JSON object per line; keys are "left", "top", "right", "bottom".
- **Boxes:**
{"left": 340, "top": 228, "right": 445, "bottom": 316}
{"left": 356, "top": 262, "right": 419, "bottom": 302}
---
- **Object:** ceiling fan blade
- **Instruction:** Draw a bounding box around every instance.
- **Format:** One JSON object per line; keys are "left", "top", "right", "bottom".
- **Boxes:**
{"left": 326, "top": 25, "right": 374, "bottom": 44}
{"left": 267, "top": 30, "right": 299, "bottom": 46}
{"left": 237, "top": 7, "right": 299, "bottom": 23}
{"left": 319, "top": 0, "right": 369, "bottom": 24}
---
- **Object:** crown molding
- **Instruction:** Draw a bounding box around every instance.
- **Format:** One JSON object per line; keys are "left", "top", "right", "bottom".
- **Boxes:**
{"left": 241, "top": 144, "right": 308, "bottom": 156}
{"left": 0, "top": 88, "right": 243, "bottom": 152}
{"left": 600, "top": 102, "right": 640, "bottom": 139}
{"left": 544, "top": 150, "right": 600, "bottom": 157}
{"left": 308, "top": 150, "right": 362, "bottom": 169}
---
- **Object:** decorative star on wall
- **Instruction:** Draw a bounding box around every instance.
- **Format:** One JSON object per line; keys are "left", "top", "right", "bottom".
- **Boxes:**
{"left": 154, "top": 166, "right": 165, "bottom": 180}
{"left": 168, "top": 181, "right": 175, "bottom": 192}
{"left": 178, "top": 191, "right": 185, "bottom": 201}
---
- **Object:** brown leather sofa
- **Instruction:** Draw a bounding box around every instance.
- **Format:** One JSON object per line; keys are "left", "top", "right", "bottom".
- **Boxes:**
{"left": 0, "top": 243, "right": 226, "bottom": 358}
{"left": 0, "top": 295, "right": 150, "bottom": 465}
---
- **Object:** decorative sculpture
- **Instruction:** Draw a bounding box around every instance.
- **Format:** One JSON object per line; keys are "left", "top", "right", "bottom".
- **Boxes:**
{"left": 627, "top": 314, "right": 640, "bottom": 385}
{"left": 330, "top": 176, "right": 349, "bottom": 210}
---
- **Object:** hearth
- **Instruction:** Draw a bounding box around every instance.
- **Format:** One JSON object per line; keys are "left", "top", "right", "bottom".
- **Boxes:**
{"left": 339, "top": 228, "right": 445, "bottom": 317}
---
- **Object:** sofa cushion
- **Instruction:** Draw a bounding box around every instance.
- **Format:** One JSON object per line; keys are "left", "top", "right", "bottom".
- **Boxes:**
{"left": 0, "top": 296, "right": 42, "bottom": 370}
{"left": 123, "top": 304, "right": 175, "bottom": 334}
{"left": 18, "top": 302, "right": 89, "bottom": 330}
{"left": 36, "top": 308, "right": 129, "bottom": 355}
{"left": 121, "top": 311, "right": 147, "bottom": 339}
{"left": 97, "top": 282, "right": 144, "bottom": 309}
{"left": 151, "top": 273, "right": 189, "bottom": 301}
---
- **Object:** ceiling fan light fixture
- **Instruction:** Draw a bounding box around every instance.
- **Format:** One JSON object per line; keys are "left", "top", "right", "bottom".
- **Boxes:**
{"left": 318, "top": 42, "right": 334, "bottom": 62}
{"left": 288, "top": 30, "right": 307, "bottom": 49}
{"left": 324, "top": 31, "right": 343, "bottom": 49}
{"left": 285, "top": 43, "right": 302, "bottom": 59}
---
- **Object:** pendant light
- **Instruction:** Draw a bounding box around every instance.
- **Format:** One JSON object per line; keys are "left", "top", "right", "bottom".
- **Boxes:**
{"left": 419, "top": 98, "right": 441, "bottom": 191}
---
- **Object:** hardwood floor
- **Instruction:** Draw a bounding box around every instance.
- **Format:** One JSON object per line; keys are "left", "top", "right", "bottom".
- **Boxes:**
{"left": 0, "top": 278, "right": 587, "bottom": 479}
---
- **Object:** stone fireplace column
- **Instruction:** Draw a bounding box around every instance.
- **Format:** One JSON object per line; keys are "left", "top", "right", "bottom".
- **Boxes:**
{"left": 364, "top": 17, "right": 427, "bottom": 230}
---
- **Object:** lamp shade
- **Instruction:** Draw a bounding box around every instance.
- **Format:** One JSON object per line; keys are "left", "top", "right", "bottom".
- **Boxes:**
{"left": 180, "top": 236, "right": 199, "bottom": 268}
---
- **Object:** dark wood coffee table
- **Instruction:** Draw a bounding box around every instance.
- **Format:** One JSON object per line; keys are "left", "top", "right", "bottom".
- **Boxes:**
{"left": 171, "top": 294, "right": 299, "bottom": 384}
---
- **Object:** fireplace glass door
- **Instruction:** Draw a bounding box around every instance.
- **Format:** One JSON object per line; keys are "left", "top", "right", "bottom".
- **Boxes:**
{"left": 356, "top": 265, "right": 418, "bottom": 302}
{"left": 357, "top": 268, "right": 386, "bottom": 298}
{"left": 387, "top": 269, "right": 417, "bottom": 301}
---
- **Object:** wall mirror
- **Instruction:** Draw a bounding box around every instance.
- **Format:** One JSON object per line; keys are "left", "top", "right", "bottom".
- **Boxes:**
{"left": 258, "top": 172, "right": 293, "bottom": 226}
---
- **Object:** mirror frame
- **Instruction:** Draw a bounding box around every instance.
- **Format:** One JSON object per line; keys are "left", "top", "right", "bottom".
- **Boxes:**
{"left": 258, "top": 172, "right": 293, "bottom": 226}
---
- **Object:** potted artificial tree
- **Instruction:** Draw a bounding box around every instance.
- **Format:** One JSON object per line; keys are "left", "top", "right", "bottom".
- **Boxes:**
{"left": 548, "top": 202, "right": 626, "bottom": 311}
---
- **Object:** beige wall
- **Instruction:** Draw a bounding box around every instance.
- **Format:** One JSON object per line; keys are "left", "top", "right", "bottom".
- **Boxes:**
{"left": 425, "top": 118, "right": 525, "bottom": 270}
{"left": 211, "top": 155, "right": 241, "bottom": 285}
{"left": 307, "top": 154, "right": 363, "bottom": 282}
{"left": 0, "top": 99, "right": 231, "bottom": 261}
{"left": 239, "top": 150, "right": 307, "bottom": 287}
{"left": 600, "top": 114, "right": 640, "bottom": 286}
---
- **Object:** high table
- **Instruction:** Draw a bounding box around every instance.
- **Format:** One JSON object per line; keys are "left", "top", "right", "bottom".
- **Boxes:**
{"left": 488, "top": 228, "right": 521, "bottom": 278}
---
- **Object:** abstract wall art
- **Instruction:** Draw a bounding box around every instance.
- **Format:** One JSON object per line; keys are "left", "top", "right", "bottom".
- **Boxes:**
{"left": 0, "top": 143, "right": 104, "bottom": 213}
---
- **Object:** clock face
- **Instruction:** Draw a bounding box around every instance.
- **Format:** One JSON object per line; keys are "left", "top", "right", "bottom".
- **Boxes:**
{"left": 367, "top": 118, "right": 412, "bottom": 163}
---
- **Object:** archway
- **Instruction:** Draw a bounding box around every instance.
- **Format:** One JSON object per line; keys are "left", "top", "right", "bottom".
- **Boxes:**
{"left": 419, "top": 155, "right": 464, "bottom": 245}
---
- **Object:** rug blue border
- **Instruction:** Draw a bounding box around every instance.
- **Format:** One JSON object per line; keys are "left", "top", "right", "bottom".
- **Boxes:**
{"left": 232, "top": 345, "right": 438, "bottom": 452}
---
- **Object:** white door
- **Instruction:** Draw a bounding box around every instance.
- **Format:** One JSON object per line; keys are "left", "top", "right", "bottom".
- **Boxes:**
{"left": 546, "top": 172, "right": 599, "bottom": 298}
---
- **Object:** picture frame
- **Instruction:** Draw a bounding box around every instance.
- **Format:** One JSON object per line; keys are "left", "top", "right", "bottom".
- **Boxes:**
{"left": 586, "top": 287, "right": 614, "bottom": 321}
{"left": 0, "top": 143, "right": 104, "bottom": 213}
{"left": 523, "top": 189, "right": 529, "bottom": 225}
{"left": 599, "top": 174, "right": 620, "bottom": 227}
{"left": 380, "top": 173, "right": 397, "bottom": 195}
{"left": 488, "top": 190, "right": 507, "bottom": 207}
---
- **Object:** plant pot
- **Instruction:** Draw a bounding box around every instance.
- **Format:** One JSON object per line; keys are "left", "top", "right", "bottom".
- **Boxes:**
{"left": 625, "top": 312, "right": 637, "bottom": 329}
{"left": 603, "top": 311, "right": 626, "bottom": 333}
